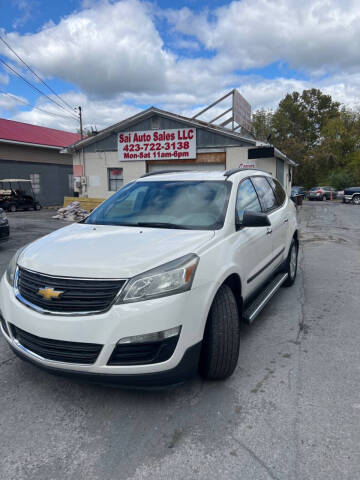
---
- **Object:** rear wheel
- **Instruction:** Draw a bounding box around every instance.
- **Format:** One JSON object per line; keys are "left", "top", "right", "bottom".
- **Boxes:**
{"left": 34, "top": 203, "right": 41, "bottom": 210}
{"left": 9, "top": 205, "right": 16, "bottom": 212}
{"left": 199, "top": 284, "right": 240, "bottom": 380}
{"left": 283, "top": 239, "right": 298, "bottom": 287}
{"left": 322, "top": 195, "right": 327, "bottom": 201}
{"left": 352, "top": 195, "right": 360, "bottom": 205}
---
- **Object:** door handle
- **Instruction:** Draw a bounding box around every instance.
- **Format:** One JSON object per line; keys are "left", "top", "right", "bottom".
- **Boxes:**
{"left": 266, "top": 227, "right": 272, "bottom": 235}
{"left": 284, "top": 218, "right": 289, "bottom": 223}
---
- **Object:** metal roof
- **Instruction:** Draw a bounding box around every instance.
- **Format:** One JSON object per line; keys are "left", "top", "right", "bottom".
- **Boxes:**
{"left": 64, "top": 106, "right": 256, "bottom": 152}
{"left": 0, "top": 118, "right": 82, "bottom": 148}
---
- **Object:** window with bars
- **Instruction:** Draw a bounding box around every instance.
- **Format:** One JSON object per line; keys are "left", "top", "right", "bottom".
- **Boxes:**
{"left": 30, "top": 173, "right": 41, "bottom": 194}
{"left": 108, "top": 168, "right": 124, "bottom": 191}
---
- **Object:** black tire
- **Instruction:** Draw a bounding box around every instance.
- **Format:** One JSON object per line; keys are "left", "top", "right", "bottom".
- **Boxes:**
{"left": 322, "top": 194, "right": 327, "bottom": 201}
{"left": 352, "top": 195, "right": 360, "bottom": 205}
{"left": 9, "top": 205, "right": 16, "bottom": 212}
{"left": 283, "top": 239, "right": 298, "bottom": 287}
{"left": 199, "top": 284, "right": 240, "bottom": 380}
{"left": 35, "top": 203, "right": 41, "bottom": 210}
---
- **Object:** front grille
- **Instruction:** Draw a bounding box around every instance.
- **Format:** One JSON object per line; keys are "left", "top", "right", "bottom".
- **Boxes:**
{"left": 108, "top": 336, "right": 179, "bottom": 366}
{"left": 17, "top": 267, "right": 126, "bottom": 313}
{"left": 10, "top": 324, "right": 102, "bottom": 364}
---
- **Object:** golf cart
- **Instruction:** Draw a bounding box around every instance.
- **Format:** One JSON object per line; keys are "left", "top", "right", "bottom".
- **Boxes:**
{"left": 0, "top": 179, "right": 41, "bottom": 212}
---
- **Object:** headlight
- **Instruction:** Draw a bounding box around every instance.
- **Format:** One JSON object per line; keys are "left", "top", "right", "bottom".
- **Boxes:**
{"left": 6, "top": 247, "right": 25, "bottom": 286}
{"left": 116, "top": 253, "right": 199, "bottom": 304}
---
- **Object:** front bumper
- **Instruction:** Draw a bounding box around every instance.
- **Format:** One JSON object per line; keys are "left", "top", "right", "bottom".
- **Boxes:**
{"left": 8, "top": 339, "right": 202, "bottom": 387}
{"left": 0, "top": 274, "right": 213, "bottom": 385}
{"left": 343, "top": 195, "right": 353, "bottom": 203}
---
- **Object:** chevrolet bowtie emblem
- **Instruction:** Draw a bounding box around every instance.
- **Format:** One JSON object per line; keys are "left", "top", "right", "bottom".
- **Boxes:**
{"left": 37, "top": 287, "right": 64, "bottom": 300}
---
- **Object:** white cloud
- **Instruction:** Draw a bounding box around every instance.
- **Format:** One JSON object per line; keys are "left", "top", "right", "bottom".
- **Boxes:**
{"left": 11, "top": 91, "right": 141, "bottom": 132}
{"left": 0, "top": 72, "right": 9, "bottom": 85}
{"left": 166, "top": 0, "right": 360, "bottom": 75}
{"left": 2, "top": 0, "right": 360, "bottom": 132}
{"left": 3, "top": 0, "right": 172, "bottom": 96}
{"left": 0, "top": 92, "right": 28, "bottom": 111}
{"left": 11, "top": 0, "right": 35, "bottom": 29}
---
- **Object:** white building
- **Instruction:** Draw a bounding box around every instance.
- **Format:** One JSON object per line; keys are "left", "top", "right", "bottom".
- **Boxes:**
{"left": 64, "top": 107, "right": 295, "bottom": 198}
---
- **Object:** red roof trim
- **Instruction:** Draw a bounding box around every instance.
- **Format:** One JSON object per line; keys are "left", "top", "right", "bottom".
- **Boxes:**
{"left": 0, "top": 118, "right": 82, "bottom": 148}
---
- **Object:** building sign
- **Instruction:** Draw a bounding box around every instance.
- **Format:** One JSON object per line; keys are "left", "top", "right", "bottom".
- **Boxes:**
{"left": 233, "top": 90, "right": 251, "bottom": 132}
{"left": 239, "top": 161, "right": 256, "bottom": 169}
{"left": 118, "top": 128, "right": 196, "bottom": 162}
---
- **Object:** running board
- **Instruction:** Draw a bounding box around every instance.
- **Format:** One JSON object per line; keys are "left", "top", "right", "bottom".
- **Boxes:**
{"left": 243, "top": 273, "right": 288, "bottom": 324}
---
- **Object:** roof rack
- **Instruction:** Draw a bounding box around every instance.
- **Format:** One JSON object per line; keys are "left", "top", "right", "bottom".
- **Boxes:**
{"left": 223, "top": 168, "right": 267, "bottom": 178}
{"left": 140, "top": 170, "right": 186, "bottom": 178}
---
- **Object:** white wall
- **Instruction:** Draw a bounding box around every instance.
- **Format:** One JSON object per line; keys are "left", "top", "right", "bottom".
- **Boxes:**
{"left": 225, "top": 147, "right": 249, "bottom": 169}
{"left": 225, "top": 147, "right": 293, "bottom": 195}
{"left": 122, "top": 161, "right": 146, "bottom": 185}
{"left": 76, "top": 146, "right": 293, "bottom": 198}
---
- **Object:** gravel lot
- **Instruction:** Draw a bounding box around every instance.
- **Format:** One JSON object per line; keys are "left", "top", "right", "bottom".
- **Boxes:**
{"left": 1, "top": 202, "right": 359, "bottom": 480}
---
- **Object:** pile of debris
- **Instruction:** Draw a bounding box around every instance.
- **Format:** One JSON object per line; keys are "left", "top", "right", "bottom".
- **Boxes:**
{"left": 53, "top": 201, "right": 88, "bottom": 222}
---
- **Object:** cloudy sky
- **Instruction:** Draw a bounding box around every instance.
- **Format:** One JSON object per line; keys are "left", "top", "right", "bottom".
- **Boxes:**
{"left": 0, "top": 0, "right": 359, "bottom": 132}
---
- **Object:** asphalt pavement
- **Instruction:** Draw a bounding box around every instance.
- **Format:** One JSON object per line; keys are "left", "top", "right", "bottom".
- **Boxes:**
{"left": 0, "top": 202, "right": 359, "bottom": 480}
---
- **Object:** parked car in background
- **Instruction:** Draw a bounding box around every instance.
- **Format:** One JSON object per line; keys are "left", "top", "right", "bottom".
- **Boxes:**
{"left": 291, "top": 186, "right": 307, "bottom": 199}
{"left": 309, "top": 186, "right": 337, "bottom": 201}
{"left": 343, "top": 187, "right": 360, "bottom": 204}
{"left": 0, "top": 208, "right": 9, "bottom": 242}
{"left": 0, "top": 179, "right": 41, "bottom": 212}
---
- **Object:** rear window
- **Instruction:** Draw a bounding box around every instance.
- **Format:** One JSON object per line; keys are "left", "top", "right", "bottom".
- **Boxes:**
{"left": 267, "top": 177, "right": 286, "bottom": 205}
{"left": 251, "top": 176, "right": 278, "bottom": 212}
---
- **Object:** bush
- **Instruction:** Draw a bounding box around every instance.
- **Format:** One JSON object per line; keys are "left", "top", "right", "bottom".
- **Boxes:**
{"left": 326, "top": 170, "right": 356, "bottom": 190}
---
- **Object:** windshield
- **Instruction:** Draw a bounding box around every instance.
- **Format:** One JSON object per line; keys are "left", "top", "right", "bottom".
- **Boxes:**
{"left": 85, "top": 180, "right": 232, "bottom": 230}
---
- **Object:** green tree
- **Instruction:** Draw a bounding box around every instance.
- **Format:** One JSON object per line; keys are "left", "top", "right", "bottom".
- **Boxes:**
{"left": 251, "top": 109, "right": 273, "bottom": 142}
{"left": 250, "top": 88, "right": 360, "bottom": 188}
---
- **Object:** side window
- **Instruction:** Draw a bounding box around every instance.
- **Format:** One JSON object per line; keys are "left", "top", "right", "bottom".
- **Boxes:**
{"left": 252, "top": 176, "right": 278, "bottom": 212}
{"left": 30, "top": 173, "right": 41, "bottom": 194}
{"left": 266, "top": 177, "right": 286, "bottom": 205}
{"left": 236, "top": 178, "right": 262, "bottom": 222}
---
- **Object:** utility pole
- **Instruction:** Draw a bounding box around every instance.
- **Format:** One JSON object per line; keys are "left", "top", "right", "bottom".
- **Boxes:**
{"left": 78, "top": 106, "right": 83, "bottom": 139}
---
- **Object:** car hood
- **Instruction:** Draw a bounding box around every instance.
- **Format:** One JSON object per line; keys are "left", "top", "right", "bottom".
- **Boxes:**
{"left": 18, "top": 223, "right": 215, "bottom": 278}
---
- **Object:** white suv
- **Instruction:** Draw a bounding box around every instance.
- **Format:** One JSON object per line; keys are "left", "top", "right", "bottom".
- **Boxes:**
{"left": 0, "top": 169, "right": 298, "bottom": 387}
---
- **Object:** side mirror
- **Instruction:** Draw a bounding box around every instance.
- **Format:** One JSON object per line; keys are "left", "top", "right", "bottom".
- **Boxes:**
{"left": 236, "top": 210, "right": 271, "bottom": 229}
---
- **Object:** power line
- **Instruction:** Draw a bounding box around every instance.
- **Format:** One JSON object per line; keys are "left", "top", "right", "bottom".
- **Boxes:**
{"left": 0, "top": 35, "right": 76, "bottom": 114}
{"left": 0, "top": 89, "right": 78, "bottom": 121}
{"left": 0, "top": 58, "right": 78, "bottom": 119}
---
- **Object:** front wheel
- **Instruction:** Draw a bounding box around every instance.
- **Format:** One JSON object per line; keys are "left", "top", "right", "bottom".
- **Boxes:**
{"left": 352, "top": 195, "right": 360, "bottom": 205}
{"left": 9, "top": 205, "right": 16, "bottom": 212}
{"left": 322, "top": 195, "right": 327, "bottom": 201}
{"left": 283, "top": 239, "right": 298, "bottom": 287}
{"left": 199, "top": 284, "right": 240, "bottom": 380}
{"left": 34, "top": 203, "right": 41, "bottom": 210}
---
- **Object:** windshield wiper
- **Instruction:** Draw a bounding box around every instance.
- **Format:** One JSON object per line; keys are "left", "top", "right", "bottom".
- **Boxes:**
{"left": 135, "top": 222, "right": 190, "bottom": 229}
